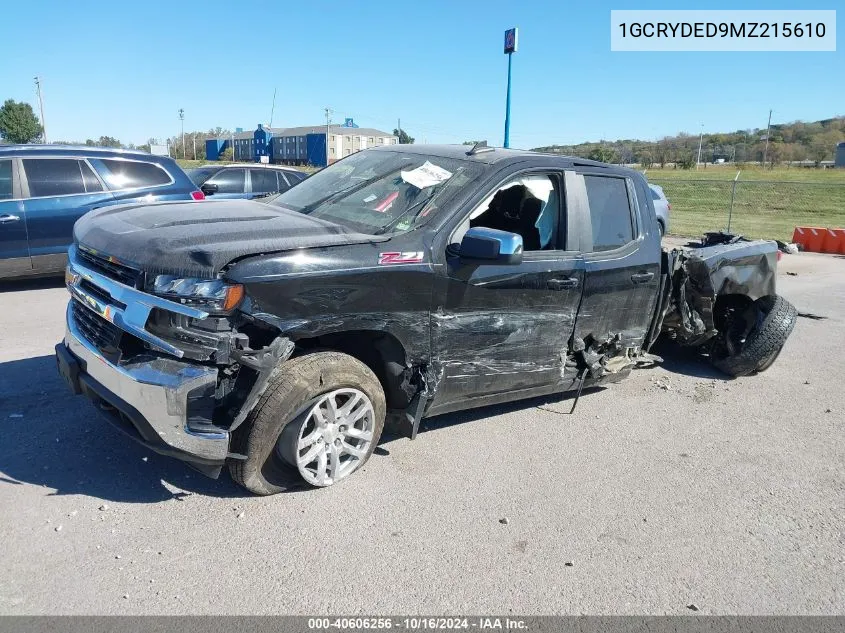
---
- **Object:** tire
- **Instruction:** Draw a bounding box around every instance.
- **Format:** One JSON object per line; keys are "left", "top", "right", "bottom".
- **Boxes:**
{"left": 228, "top": 351, "right": 386, "bottom": 495}
{"left": 657, "top": 221, "right": 666, "bottom": 238}
{"left": 710, "top": 295, "right": 797, "bottom": 377}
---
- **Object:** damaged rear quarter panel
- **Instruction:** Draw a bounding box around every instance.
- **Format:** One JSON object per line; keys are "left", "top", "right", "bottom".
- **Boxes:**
{"left": 683, "top": 240, "right": 778, "bottom": 301}
{"left": 660, "top": 240, "right": 779, "bottom": 345}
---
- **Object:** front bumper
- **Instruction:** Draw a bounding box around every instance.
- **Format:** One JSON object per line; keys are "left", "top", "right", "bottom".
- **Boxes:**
{"left": 57, "top": 302, "right": 230, "bottom": 469}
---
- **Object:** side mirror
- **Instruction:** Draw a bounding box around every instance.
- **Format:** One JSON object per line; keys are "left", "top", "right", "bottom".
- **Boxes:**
{"left": 459, "top": 227, "right": 523, "bottom": 265}
{"left": 201, "top": 182, "right": 219, "bottom": 196}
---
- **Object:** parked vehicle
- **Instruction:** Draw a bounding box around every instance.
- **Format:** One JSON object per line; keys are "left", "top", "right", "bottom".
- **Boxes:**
{"left": 56, "top": 145, "right": 796, "bottom": 494}
{"left": 186, "top": 164, "right": 306, "bottom": 200}
{"left": 0, "top": 145, "right": 203, "bottom": 280}
{"left": 648, "top": 183, "right": 670, "bottom": 236}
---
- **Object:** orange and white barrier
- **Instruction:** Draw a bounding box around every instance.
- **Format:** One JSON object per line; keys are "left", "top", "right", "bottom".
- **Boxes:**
{"left": 792, "top": 226, "right": 845, "bottom": 254}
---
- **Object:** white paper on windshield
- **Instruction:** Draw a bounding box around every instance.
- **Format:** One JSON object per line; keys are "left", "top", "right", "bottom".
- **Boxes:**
{"left": 401, "top": 161, "right": 453, "bottom": 189}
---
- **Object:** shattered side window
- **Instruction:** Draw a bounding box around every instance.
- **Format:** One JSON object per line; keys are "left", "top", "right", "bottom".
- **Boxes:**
{"left": 583, "top": 175, "right": 634, "bottom": 252}
{"left": 465, "top": 175, "right": 559, "bottom": 251}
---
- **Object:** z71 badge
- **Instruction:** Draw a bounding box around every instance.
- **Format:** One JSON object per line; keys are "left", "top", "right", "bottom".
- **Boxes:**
{"left": 378, "top": 251, "right": 424, "bottom": 265}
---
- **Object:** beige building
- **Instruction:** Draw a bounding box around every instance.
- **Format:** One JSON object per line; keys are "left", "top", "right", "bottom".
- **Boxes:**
{"left": 327, "top": 127, "right": 398, "bottom": 162}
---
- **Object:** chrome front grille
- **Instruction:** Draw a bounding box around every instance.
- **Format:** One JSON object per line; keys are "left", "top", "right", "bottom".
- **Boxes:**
{"left": 71, "top": 299, "right": 122, "bottom": 357}
{"left": 77, "top": 247, "right": 143, "bottom": 288}
{"left": 66, "top": 244, "right": 210, "bottom": 360}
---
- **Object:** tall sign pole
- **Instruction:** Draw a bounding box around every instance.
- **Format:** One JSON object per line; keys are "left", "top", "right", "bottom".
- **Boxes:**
{"left": 503, "top": 27, "right": 518, "bottom": 148}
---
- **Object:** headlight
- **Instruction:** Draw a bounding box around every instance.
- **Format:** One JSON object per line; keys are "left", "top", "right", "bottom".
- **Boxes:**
{"left": 151, "top": 275, "right": 245, "bottom": 312}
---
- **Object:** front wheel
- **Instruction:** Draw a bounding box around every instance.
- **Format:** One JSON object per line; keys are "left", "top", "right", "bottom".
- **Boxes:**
{"left": 228, "top": 351, "right": 386, "bottom": 495}
{"left": 710, "top": 295, "right": 797, "bottom": 377}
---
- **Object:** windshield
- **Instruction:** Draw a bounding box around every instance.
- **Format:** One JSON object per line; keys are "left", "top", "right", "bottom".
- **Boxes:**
{"left": 267, "top": 150, "right": 483, "bottom": 234}
{"left": 186, "top": 167, "right": 219, "bottom": 185}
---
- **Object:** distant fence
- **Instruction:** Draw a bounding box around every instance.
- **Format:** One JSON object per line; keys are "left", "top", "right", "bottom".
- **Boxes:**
{"left": 648, "top": 178, "right": 845, "bottom": 242}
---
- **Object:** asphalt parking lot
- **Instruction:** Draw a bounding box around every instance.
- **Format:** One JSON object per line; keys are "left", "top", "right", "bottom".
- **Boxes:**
{"left": 0, "top": 250, "right": 843, "bottom": 615}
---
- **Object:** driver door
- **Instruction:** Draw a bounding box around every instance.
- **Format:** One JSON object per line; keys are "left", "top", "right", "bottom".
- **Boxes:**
{"left": 428, "top": 171, "right": 585, "bottom": 413}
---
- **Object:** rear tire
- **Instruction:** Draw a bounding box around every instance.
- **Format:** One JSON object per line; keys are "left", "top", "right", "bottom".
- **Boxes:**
{"left": 228, "top": 351, "right": 386, "bottom": 495}
{"left": 710, "top": 295, "right": 797, "bottom": 377}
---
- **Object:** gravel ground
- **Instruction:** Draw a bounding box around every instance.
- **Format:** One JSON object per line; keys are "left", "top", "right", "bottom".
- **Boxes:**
{"left": 0, "top": 251, "right": 842, "bottom": 615}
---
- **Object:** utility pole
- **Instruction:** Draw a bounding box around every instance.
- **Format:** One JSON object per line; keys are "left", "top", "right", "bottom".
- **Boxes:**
{"left": 34, "top": 76, "right": 47, "bottom": 143}
{"left": 696, "top": 123, "right": 703, "bottom": 169}
{"left": 192, "top": 135, "right": 197, "bottom": 160}
{"left": 762, "top": 109, "right": 772, "bottom": 168}
{"left": 269, "top": 88, "right": 277, "bottom": 128}
{"left": 231, "top": 132, "right": 235, "bottom": 162}
{"left": 178, "top": 109, "right": 185, "bottom": 159}
{"left": 324, "top": 107, "right": 332, "bottom": 167}
{"left": 502, "top": 28, "right": 518, "bottom": 148}
{"left": 397, "top": 118, "right": 401, "bottom": 143}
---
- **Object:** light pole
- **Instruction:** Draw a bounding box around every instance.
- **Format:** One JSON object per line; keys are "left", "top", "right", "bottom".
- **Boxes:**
{"left": 324, "top": 107, "right": 332, "bottom": 167}
{"left": 762, "top": 109, "right": 772, "bottom": 168}
{"left": 178, "top": 108, "right": 185, "bottom": 159}
{"left": 503, "top": 27, "right": 518, "bottom": 149}
{"left": 696, "top": 123, "right": 703, "bottom": 169}
{"left": 34, "top": 76, "right": 47, "bottom": 143}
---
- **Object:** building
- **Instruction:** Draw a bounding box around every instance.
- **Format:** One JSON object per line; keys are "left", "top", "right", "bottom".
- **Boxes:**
{"left": 207, "top": 119, "right": 397, "bottom": 166}
{"left": 836, "top": 142, "right": 845, "bottom": 168}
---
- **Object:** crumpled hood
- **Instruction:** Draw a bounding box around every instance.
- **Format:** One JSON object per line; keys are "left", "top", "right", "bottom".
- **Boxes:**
{"left": 74, "top": 199, "right": 388, "bottom": 278}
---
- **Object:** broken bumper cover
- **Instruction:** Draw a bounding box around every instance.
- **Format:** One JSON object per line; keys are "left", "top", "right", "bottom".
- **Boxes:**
{"left": 57, "top": 302, "right": 229, "bottom": 467}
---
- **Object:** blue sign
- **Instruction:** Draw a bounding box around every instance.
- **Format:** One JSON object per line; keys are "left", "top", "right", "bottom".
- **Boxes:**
{"left": 504, "top": 27, "right": 518, "bottom": 54}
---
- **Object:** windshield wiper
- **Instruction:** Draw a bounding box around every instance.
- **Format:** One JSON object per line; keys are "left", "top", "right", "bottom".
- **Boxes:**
{"left": 375, "top": 191, "right": 436, "bottom": 234}
{"left": 376, "top": 166, "right": 464, "bottom": 235}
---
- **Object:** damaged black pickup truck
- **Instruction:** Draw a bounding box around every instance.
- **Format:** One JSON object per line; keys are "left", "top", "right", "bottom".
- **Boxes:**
{"left": 55, "top": 145, "right": 797, "bottom": 494}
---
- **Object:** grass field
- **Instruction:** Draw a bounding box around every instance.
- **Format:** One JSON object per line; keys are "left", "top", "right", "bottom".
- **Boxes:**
{"left": 647, "top": 166, "right": 845, "bottom": 241}
{"left": 645, "top": 164, "right": 845, "bottom": 183}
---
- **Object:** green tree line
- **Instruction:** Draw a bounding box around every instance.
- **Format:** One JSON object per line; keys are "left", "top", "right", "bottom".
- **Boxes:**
{"left": 532, "top": 116, "right": 845, "bottom": 169}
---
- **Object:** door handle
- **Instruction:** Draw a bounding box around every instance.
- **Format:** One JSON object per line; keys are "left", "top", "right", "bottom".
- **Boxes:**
{"left": 547, "top": 277, "right": 579, "bottom": 290}
{"left": 631, "top": 272, "right": 654, "bottom": 284}
{"left": 0, "top": 214, "right": 21, "bottom": 224}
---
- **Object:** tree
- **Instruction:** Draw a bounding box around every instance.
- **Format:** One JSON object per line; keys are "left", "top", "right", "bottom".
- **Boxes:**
{"left": 677, "top": 152, "right": 696, "bottom": 170}
{"left": 587, "top": 146, "right": 617, "bottom": 164}
{"left": 0, "top": 99, "right": 43, "bottom": 143}
{"left": 809, "top": 139, "right": 831, "bottom": 166}
{"left": 393, "top": 128, "right": 414, "bottom": 144}
{"left": 639, "top": 151, "right": 654, "bottom": 169}
{"left": 220, "top": 146, "right": 234, "bottom": 162}
{"left": 97, "top": 135, "right": 122, "bottom": 148}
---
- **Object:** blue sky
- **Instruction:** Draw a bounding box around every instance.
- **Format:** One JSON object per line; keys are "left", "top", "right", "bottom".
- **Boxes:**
{"left": 2, "top": 0, "right": 841, "bottom": 148}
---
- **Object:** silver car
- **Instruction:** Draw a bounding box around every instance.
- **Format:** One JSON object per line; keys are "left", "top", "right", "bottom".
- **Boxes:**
{"left": 648, "top": 183, "right": 670, "bottom": 236}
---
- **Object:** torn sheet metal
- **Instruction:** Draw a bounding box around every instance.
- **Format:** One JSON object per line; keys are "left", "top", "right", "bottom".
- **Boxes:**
{"left": 683, "top": 239, "right": 778, "bottom": 302}
{"left": 228, "top": 337, "right": 295, "bottom": 433}
{"left": 659, "top": 239, "right": 779, "bottom": 346}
